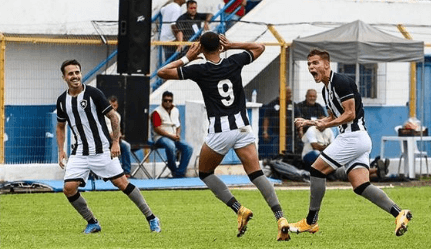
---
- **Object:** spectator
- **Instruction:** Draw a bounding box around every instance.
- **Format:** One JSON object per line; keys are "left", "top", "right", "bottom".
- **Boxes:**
{"left": 105, "top": 96, "right": 132, "bottom": 178}
{"left": 261, "top": 86, "right": 302, "bottom": 158}
{"left": 176, "top": 0, "right": 213, "bottom": 56}
{"left": 301, "top": 126, "right": 334, "bottom": 171}
{"left": 160, "top": 0, "right": 186, "bottom": 62}
{"left": 297, "top": 89, "right": 326, "bottom": 137}
{"left": 223, "top": 0, "right": 247, "bottom": 29}
{"left": 151, "top": 91, "right": 193, "bottom": 178}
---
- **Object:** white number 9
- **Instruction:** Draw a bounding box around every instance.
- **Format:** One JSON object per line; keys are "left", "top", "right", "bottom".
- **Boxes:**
{"left": 218, "top": 80, "right": 234, "bottom": 106}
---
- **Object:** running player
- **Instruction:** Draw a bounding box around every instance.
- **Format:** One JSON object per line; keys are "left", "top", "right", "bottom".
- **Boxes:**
{"left": 157, "top": 32, "right": 290, "bottom": 241}
{"left": 56, "top": 59, "right": 161, "bottom": 234}
{"left": 290, "top": 49, "right": 412, "bottom": 236}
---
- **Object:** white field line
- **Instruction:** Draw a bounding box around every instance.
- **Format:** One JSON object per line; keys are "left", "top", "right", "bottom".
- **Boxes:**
{"left": 231, "top": 184, "right": 395, "bottom": 191}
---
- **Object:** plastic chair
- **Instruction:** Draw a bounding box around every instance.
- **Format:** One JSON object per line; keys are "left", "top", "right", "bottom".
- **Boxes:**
{"left": 395, "top": 126, "right": 429, "bottom": 178}
{"left": 130, "top": 141, "right": 169, "bottom": 179}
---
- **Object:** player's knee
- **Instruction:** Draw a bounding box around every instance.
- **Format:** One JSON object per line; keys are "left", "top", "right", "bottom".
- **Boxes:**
{"left": 353, "top": 181, "right": 371, "bottom": 195}
{"left": 199, "top": 171, "right": 214, "bottom": 180}
{"left": 310, "top": 167, "right": 327, "bottom": 178}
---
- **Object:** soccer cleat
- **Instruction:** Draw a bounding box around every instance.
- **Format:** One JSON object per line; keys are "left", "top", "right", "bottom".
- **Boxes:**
{"left": 237, "top": 206, "right": 253, "bottom": 237}
{"left": 149, "top": 217, "right": 161, "bottom": 233}
{"left": 395, "top": 210, "right": 412, "bottom": 236}
{"left": 289, "top": 218, "right": 319, "bottom": 234}
{"left": 276, "top": 217, "right": 290, "bottom": 241}
{"left": 83, "top": 222, "right": 101, "bottom": 234}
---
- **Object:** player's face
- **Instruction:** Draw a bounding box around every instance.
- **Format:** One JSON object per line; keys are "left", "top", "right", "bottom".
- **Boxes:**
{"left": 307, "top": 55, "right": 329, "bottom": 83}
{"left": 187, "top": 3, "right": 197, "bottom": 16}
{"left": 63, "top": 65, "right": 82, "bottom": 90}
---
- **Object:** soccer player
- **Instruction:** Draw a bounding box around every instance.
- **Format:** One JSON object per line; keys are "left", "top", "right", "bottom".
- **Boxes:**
{"left": 56, "top": 59, "right": 161, "bottom": 234}
{"left": 157, "top": 32, "right": 290, "bottom": 241}
{"left": 290, "top": 49, "right": 412, "bottom": 236}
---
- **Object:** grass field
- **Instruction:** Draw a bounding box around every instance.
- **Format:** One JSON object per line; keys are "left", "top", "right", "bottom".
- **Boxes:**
{"left": 1, "top": 186, "right": 430, "bottom": 248}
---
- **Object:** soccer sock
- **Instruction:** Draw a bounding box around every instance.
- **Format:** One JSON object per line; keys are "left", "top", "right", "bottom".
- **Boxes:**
{"left": 123, "top": 183, "right": 153, "bottom": 218}
{"left": 249, "top": 170, "right": 284, "bottom": 220}
{"left": 354, "top": 182, "right": 401, "bottom": 217}
{"left": 307, "top": 168, "right": 327, "bottom": 224}
{"left": 226, "top": 197, "right": 242, "bottom": 213}
{"left": 67, "top": 192, "right": 96, "bottom": 223}
{"left": 199, "top": 171, "right": 236, "bottom": 208}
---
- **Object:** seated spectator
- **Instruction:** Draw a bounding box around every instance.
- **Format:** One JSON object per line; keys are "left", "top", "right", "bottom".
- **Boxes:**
{"left": 297, "top": 89, "right": 326, "bottom": 137}
{"left": 151, "top": 91, "right": 193, "bottom": 178}
{"left": 105, "top": 96, "right": 132, "bottom": 178}
{"left": 301, "top": 126, "right": 334, "bottom": 171}
{"left": 223, "top": 0, "right": 247, "bottom": 29}
{"left": 261, "top": 86, "right": 302, "bottom": 159}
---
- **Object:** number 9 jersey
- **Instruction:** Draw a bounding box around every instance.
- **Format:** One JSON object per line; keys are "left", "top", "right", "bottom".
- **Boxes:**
{"left": 178, "top": 50, "right": 254, "bottom": 133}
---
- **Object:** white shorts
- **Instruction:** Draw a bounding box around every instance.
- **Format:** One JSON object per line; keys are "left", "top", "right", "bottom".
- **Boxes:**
{"left": 64, "top": 152, "right": 124, "bottom": 187}
{"left": 205, "top": 126, "right": 255, "bottom": 155}
{"left": 320, "top": 131, "right": 372, "bottom": 174}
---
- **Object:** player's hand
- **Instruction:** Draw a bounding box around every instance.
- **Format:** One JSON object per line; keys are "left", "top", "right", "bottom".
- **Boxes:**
{"left": 111, "top": 141, "right": 121, "bottom": 158}
{"left": 186, "top": 42, "right": 201, "bottom": 61}
{"left": 58, "top": 151, "right": 67, "bottom": 169}
{"left": 294, "top": 118, "right": 306, "bottom": 127}
{"left": 315, "top": 120, "right": 326, "bottom": 130}
{"left": 219, "top": 34, "right": 230, "bottom": 51}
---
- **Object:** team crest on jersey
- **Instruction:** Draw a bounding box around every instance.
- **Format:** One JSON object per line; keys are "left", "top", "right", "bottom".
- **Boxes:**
{"left": 329, "top": 91, "right": 334, "bottom": 101}
{"left": 80, "top": 100, "right": 87, "bottom": 109}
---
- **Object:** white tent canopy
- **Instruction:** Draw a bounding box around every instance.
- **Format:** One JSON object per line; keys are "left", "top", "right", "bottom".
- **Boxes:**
{"left": 291, "top": 20, "right": 424, "bottom": 63}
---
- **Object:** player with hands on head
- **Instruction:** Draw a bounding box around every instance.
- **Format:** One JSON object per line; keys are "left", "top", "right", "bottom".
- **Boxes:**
{"left": 289, "top": 49, "right": 412, "bottom": 237}
{"left": 158, "top": 32, "right": 291, "bottom": 241}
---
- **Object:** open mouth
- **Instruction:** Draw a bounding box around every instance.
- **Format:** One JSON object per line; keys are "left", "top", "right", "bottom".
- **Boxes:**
{"left": 310, "top": 72, "right": 318, "bottom": 78}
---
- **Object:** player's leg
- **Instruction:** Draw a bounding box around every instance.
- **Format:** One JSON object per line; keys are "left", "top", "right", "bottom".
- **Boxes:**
{"left": 289, "top": 157, "right": 332, "bottom": 234}
{"left": 63, "top": 155, "right": 100, "bottom": 234}
{"left": 110, "top": 175, "right": 161, "bottom": 232}
{"left": 92, "top": 153, "right": 161, "bottom": 232}
{"left": 348, "top": 167, "right": 412, "bottom": 236}
{"left": 235, "top": 143, "right": 290, "bottom": 241}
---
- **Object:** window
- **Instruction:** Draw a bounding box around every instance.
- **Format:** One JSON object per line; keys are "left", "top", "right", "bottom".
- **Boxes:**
{"left": 337, "top": 63, "right": 385, "bottom": 105}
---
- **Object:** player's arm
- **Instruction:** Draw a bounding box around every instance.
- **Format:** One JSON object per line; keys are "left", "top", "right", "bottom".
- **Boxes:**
{"left": 317, "top": 99, "right": 355, "bottom": 129}
{"left": 219, "top": 34, "right": 265, "bottom": 60}
{"left": 106, "top": 109, "right": 121, "bottom": 157}
{"left": 157, "top": 42, "right": 201, "bottom": 80}
{"left": 56, "top": 121, "right": 67, "bottom": 169}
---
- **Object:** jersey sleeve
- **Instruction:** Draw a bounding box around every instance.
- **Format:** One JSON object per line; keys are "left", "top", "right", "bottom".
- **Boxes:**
{"left": 230, "top": 51, "right": 254, "bottom": 66}
{"left": 334, "top": 77, "right": 355, "bottom": 102}
{"left": 178, "top": 64, "right": 202, "bottom": 81}
{"left": 90, "top": 87, "right": 113, "bottom": 115}
{"left": 56, "top": 94, "right": 67, "bottom": 123}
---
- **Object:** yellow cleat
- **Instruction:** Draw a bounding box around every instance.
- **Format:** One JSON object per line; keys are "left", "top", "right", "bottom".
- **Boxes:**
{"left": 237, "top": 206, "right": 253, "bottom": 237}
{"left": 276, "top": 217, "right": 290, "bottom": 241}
{"left": 395, "top": 210, "right": 412, "bottom": 236}
{"left": 289, "top": 218, "right": 319, "bottom": 234}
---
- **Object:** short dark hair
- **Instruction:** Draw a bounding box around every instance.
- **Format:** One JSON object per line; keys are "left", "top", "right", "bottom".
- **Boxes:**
{"left": 307, "top": 49, "right": 330, "bottom": 62}
{"left": 61, "top": 59, "right": 81, "bottom": 75}
{"left": 200, "top": 31, "right": 220, "bottom": 52}
{"left": 108, "top": 95, "right": 118, "bottom": 103}
{"left": 162, "top": 91, "right": 173, "bottom": 99}
{"left": 187, "top": 0, "right": 197, "bottom": 7}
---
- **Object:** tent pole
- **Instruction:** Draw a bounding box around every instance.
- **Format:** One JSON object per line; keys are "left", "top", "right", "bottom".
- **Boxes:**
{"left": 397, "top": 24, "right": 416, "bottom": 118}
{"left": 355, "top": 63, "right": 360, "bottom": 91}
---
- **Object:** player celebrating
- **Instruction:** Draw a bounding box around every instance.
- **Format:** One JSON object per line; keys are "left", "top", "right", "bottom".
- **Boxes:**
{"left": 290, "top": 49, "right": 412, "bottom": 236}
{"left": 157, "top": 32, "right": 290, "bottom": 241}
{"left": 56, "top": 59, "right": 161, "bottom": 234}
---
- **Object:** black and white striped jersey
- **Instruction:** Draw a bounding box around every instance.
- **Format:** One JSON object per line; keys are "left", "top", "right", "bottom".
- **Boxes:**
{"left": 322, "top": 71, "right": 367, "bottom": 134}
{"left": 56, "top": 84, "right": 113, "bottom": 156}
{"left": 178, "top": 50, "right": 253, "bottom": 133}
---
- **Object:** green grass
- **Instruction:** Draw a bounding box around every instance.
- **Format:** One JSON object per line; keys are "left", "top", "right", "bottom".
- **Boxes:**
{"left": 1, "top": 186, "right": 430, "bottom": 248}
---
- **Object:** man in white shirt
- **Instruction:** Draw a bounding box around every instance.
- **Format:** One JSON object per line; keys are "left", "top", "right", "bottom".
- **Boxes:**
{"left": 160, "top": 0, "right": 186, "bottom": 62}
{"left": 301, "top": 126, "right": 334, "bottom": 171}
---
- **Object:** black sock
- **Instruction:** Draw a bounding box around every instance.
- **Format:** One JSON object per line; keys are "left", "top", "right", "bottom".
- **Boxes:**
{"left": 306, "top": 210, "right": 319, "bottom": 225}
{"left": 390, "top": 205, "right": 401, "bottom": 218}
{"left": 88, "top": 218, "right": 97, "bottom": 224}
{"left": 226, "top": 197, "right": 241, "bottom": 213}
{"left": 271, "top": 205, "right": 284, "bottom": 220}
{"left": 146, "top": 214, "right": 156, "bottom": 222}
